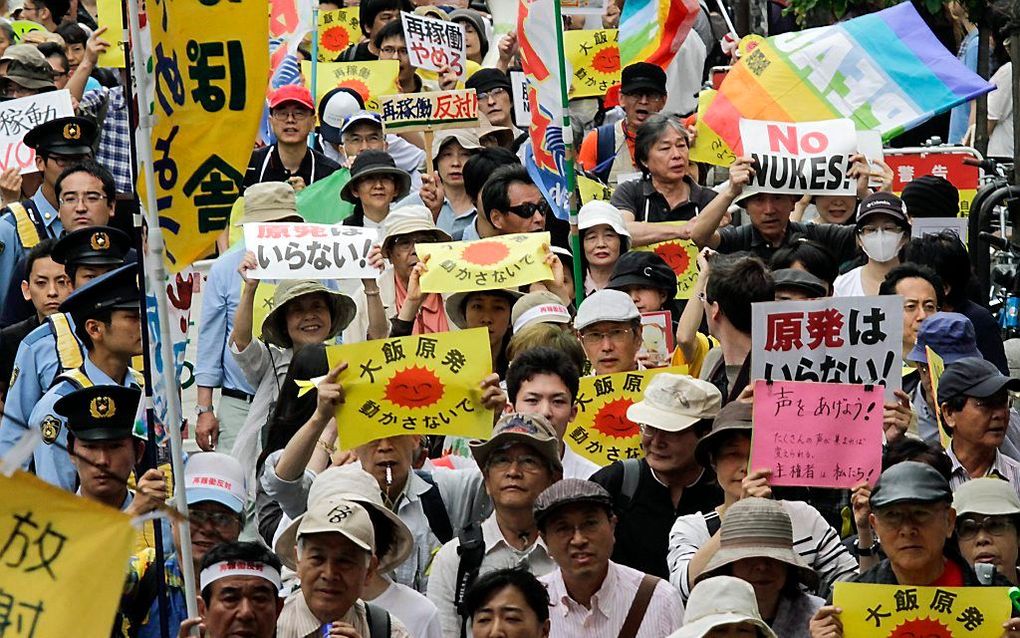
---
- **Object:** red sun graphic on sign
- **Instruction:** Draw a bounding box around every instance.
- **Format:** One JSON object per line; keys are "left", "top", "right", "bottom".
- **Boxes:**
{"left": 321, "top": 26, "right": 350, "bottom": 52}
{"left": 888, "top": 618, "right": 952, "bottom": 638}
{"left": 462, "top": 241, "right": 510, "bottom": 266}
{"left": 592, "top": 46, "right": 620, "bottom": 75}
{"left": 654, "top": 242, "right": 691, "bottom": 277}
{"left": 337, "top": 79, "right": 370, "bottom": 103}
{"left": 592, "top": 397, "right": 637, "bottom": 438}
{"left": 384, "top": 366, "right": 444, "bottom": 408}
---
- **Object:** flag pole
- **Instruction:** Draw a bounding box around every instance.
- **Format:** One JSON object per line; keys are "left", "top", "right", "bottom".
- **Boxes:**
{"left": 125, "top": 0, "right": 200, "bottom": 625}
{"left": 551, "top": 3, "right": 582, "bottom": 303}
{"left": 310, "top": 0, "right": 320, "bottom": 149}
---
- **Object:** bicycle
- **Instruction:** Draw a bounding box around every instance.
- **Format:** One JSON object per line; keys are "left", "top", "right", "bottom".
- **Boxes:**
{"left": 965, "top": 155, "right": 1020, "bottom": 314}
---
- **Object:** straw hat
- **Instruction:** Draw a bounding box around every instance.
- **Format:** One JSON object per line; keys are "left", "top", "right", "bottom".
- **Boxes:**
{"left": 445, "top": 288, "right": 524, "bottom": 329}
{"left": 261, "top": 280, "right": 357, "bottom": 348}
{"left": 379, "top": 205, "right": 452, "bottom": 255}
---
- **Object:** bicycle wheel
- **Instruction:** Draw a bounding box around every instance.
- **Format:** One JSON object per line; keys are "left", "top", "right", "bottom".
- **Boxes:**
{"left": 968, "top": 181, "right": 1020, "bottom": 300}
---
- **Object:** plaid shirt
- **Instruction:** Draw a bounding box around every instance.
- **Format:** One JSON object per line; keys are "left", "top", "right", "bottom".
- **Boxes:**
{"left": 79, "top": 85, "right": 133, "bottom": 194}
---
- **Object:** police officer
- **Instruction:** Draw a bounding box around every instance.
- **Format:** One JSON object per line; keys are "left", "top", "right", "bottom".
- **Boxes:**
{"left": 0, "top": 116, "right": 96, "bottom": 306}
{"left": 28, "top": 263, "right": 143, "bottom": 490}
{"left": 0, "top": 225, "right": 130, "bottom": 461}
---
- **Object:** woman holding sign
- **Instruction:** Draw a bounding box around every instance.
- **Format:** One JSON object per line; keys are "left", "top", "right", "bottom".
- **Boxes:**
{"left": 832, "top": 193, "right": 911, "bottom": 297}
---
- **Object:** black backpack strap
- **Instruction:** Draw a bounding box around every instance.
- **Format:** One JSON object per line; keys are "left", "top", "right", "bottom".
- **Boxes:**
{"left": 364, "top": 602, "right": 392, "bottom": 638}
{"left": 618, "top": 458, "right": 642, "bottom": 512}
{"left": 593, "top": 122, "right": 618, "bottom": 183}
{"left": 416, "top": 469, "right": 454, "bottom": 544}
{"left": 705, "top": 510, "right": 721, "bottom": 537}
{"left": 454, "top": 522, "right": 486, "bottom": 638}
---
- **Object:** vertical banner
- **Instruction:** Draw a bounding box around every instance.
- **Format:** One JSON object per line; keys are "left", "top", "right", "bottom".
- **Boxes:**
{"left": 144, "top": 0, "right": 269, "bottom": 271}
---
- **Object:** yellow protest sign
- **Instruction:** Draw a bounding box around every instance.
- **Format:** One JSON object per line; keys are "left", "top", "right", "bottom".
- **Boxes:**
{"left": 318, "top": 8, "right": 363, "bottom": 62}
{"left": 142, "top": 0, "right": 268, "bottom": 272}
{"left": 833, "top": 583, "right": 1010, "bottom": 638}
{"left": 326, "top": 328, "right": 494, "bottom": 448}
{"left": 303, "top": 60, "right": 401, "bottom": 112}
{"left": 689, "top": 89, "right": 736, "bottom": 166}
{"left": 416, "top": 232, "right": 554, "bottom": 294}
{"left": 96, "top": 0, "right": 125, "bottom": 67}
{"left": 245, "top": 281, "right": 278, "bottom": 340}
{"left": 380, "top": 89, "right": 479, "bottom": 133}
{"left": 566, "top": 367, "right": 686, "bottom": 466}
{"left": 926, "top": 346, "right": 949, "bottom": 448}
{"left": 635, "top": 227, "right": 700, "bottom": 299}
{"left": 577, "top": 173, "right": 613, "bottom": 205}
{"left": 0, "top": 471, "right": 136, "bottom": 637}
{"left": 9, "top": 20, "right": 44, "bottom": 43}
{"left": 564, "top": 29, "right": 620, "bottom": 99}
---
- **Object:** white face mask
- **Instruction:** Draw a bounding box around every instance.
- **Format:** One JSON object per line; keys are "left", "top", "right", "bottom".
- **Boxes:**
{"left": 860, "top": 229, "right": 904, "bottom": 263}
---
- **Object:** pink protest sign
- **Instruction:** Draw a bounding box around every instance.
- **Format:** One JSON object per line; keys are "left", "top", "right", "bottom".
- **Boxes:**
{"left": 750, "top": 379, "right": 883, "bottom": 489}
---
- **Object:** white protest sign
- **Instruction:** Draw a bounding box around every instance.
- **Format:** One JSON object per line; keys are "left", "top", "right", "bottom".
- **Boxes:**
{"left": 510, "top": 70, "right": 530, "bottom": 130}
{"left": 0, "top": 89, "right": 74, "bottom": 174}
{"left": 740, "top": 118, "right": 857, "bottom": 197}
{"left": 561, "top": 0, "right": 609, "bottom": 15}
{"left": 401, "top": 11, "right": 467, "bottom": 78}
{"left": 911, "top": 216, "right": 968, "bottom": 244}
{"left": 243, "top": 223, "right": 379, "bottom": 280}
{"left": 856, "top": 129, "right": 885, "bottom": 188}
{"left": 751, "top": 295, "right": 904, "bottom": 400}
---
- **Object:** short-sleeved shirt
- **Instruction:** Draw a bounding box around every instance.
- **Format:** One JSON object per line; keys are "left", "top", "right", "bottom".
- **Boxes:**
{"left": 611, "top": 176, "right": 718, "bottom": 223}
{"left": 717, "top": 220, "right": 858, "bottom": 263}
{"left": 243, "top": 145, "right": 340, "bottom": 189}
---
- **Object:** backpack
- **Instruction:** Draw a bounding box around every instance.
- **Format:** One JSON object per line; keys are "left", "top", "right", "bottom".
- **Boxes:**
{"left": 592, "top": 122, "right": 619, "bottom": 183}
{"left": 364, "top": 602, "right": 392, "bottom": 637}
{"left": 452, "top": 522, "right": 485, "bottom": 638}
{"left": 415, "top": 469, "right": 454, "bottom": 544}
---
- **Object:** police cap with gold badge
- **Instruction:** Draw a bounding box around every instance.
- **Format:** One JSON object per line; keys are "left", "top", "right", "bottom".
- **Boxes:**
{"left": 55, "top": 385, "right": 141, "bottom": 442}
{"left": 58, "top": 262, "right": 139, "bottom": 322}
{"left": 24, "top": 116, "right": 97, "bottom": 156}
{"left": 52, "top": 225, "right": 131, "bottom": 267}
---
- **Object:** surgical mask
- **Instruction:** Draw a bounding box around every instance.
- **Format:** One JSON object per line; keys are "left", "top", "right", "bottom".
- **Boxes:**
{"left": 860, "top": 229, "right": 903, "bottom": 263}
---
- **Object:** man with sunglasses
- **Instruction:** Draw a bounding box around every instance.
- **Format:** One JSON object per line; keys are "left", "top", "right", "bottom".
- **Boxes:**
{"left": 481, "top": 164, "right": 550, "bottom": 237}
{"left": 953, "top": 478, "right": 1020, "bottom": 585}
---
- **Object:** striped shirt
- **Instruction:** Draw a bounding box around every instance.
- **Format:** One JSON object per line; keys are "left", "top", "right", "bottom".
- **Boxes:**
{"left": 947, "top": 444, "right": 1020, "bottom": 493}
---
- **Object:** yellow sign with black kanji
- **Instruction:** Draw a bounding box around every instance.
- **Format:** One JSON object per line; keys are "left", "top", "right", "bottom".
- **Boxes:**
{"left": 564, "top": 29, "right": 620, "bottom": 99}
{"left": 634, "top": 225, "right": 700, "bottom": 299}
{"left": 577, "top": 173, "right": 613, "bottom": 205}
{"left": 317, "top": 8, "right": 363, "bottom": 62}
{"left": 416, "top": 232, "right": 554, "bottom": 294}
{"left": 303, "top": 60, "right": 400, "bottom": 113}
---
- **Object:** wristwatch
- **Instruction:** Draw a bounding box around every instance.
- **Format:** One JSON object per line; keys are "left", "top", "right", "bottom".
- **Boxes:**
{"left": 855, "top": 538, "right": 879, "bottom": 557}
{"left": 196, "top": 404, "right": 214, "bottom": 416}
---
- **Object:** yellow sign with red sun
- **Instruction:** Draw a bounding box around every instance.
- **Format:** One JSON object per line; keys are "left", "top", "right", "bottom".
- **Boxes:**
{"left": 416, "top": 232, "right": 554, "bottom": 294}
{"left": 326, "top": 328, "right": 494, "bottom": 449}
{"left": 833, "top": 583, "right": 1010, "bottom": 638}
{"left": 302, "top": 60, "right": 400, "bottom": 113}
{"left": 564, "top": 29, "right": 620, "bottom": 99}
{"left": 634, "top": 225, "right": 699, "bottom": 299}
{"left": 318, "top": 9, "right": 363, "bottom": 62}
{"left": 566, "top": 367, "right": 687, "bottom": 467}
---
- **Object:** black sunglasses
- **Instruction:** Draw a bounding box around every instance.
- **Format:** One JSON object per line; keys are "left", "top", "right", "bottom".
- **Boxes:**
{"left": 506, "top": 200, "right": 549, "bottom": 218}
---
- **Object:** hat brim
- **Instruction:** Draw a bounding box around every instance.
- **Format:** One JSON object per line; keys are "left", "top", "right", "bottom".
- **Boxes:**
{"left": 672, "top": 613, "right": 776, "bottom": 638}
{"left": 43, "top": 143, "right": 93, "bottom": 156}
{"left": 700, "top": 545, "right": 819, "bottom": 590}
{"left": 186, "top": 487, "right": 245, "bottom": 514}
{"left": 235, "top": 211, "right": 303, "bottom": 227}
{"left": 69, "top": 426, "right": 133, "bottom": 442}
{"left": 445, "top": 289, "right": 525, "bottom": 329}
{"left": 469, "top": 433, "right": 563, "bottom": 474}
{"left": 261, "top": 287, "right": 358, "bottom": 348}
{"left": 608, "top": 273, "right": 675, "bottom": 298}
{"left": 6, "top": 75, "right": 54, "bottom": 90}
{"left": 856, "top": 209, "right": 910, "bottom": 228}
{"left": 340, "top": 167, "right": 412, "bottom": 203}
{"left": 966, "top": 375, "right": 1020, "bottom": 398}
{"left": 621, "top": 81, "right": 665, "bottom": 96}
{"left": 694, "top": 422, "right": 752, "bottom": 469}
{"left": 626, "top": 401, "right": 701, "bottom": 433}
{"left": 775, "top": 281, "right": 828, "bottom": 298}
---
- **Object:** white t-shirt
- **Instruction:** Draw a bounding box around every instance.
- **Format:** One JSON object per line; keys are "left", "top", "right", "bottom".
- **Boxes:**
{"left": 989, "top": 62, "right": 1014, "bottom": 158}
{"left": 833, "top": 266, "right": 866, "bottom": 298}
{"left": 372, "top": 579, "right": 444, "bottom": 638}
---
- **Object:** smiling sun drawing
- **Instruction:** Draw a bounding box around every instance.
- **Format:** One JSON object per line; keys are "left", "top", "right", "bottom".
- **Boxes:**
{"left": 384, "top": 366, "right": 445, "bottom": 409}
{"left": 591, "top": 397, "right": 637, "bottom": 438}
{"left": 462, "top": 241, "right": 510, "bottom": 266}
{"left": 888, "top": 618, "right": 952, "bottom": 638}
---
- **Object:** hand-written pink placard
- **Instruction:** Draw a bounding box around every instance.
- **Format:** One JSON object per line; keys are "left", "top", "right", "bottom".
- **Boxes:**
{"left": 750, "top": 379, "right": 884, "bottom": 489}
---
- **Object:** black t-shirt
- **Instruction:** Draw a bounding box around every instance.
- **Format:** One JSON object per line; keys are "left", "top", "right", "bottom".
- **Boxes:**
{"left": 590, "top": 459, "right": 723, "bottom": 578}
{"left": 335, "top": 41, "right": 377, "bottom": 62}
{"left": 610, "top": 176, "right": 718, "bottom": 223}
{"left": 959, "top": 299, "right": 1009, "bottom": 374}
{"left": 243, "top": 145, "right": 341, "bottom": 190}
{"left": 718, "top": 221, "right": 858, "bottom": 263}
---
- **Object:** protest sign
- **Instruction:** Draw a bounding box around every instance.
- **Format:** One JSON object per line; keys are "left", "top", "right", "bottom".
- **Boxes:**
{"left": 242, "top": 223, "right": 378, "bottom": 280}
{"left": 833, "top": 582, "right": 1010, "bottom": 638}
{"left": 752, "top": 295, "right": 903, "bottom": 400}
{"left": 0, "top": 90, "right": 73, "bottom": 174}
{"left": 249, "top": 282, "right": 278, "bottom": 341}
{"left": 9, "top": 20, "right": 43, "bottom": 42}
{"left": 564, "top": 30, "right": 621, "bottom": 99}
{"left": 926, "top": 346, "right": 950, "bottom": 447}
{"left": 912, "top": 217, "right": 968, "bottom": 244}
{"left": 509, "top": 70, "right": 531, "bottom": 130}
{"left": 690, "top": 90, "right": 736, "bottom": 166}
{"left": 416, "top": 232, "right": 554, "bottom": 294}
{"left": 639, "top": 311, "right": 672, "bottom": 365}
{"left": 326, "top": 328, "right": 494, "bottom": 449}
{"left": 562, "top": 0, "right": 608, "bottom": 15}
{"left": 750, "top": 380, "right": 883, "bottom": 488}
{"left": 0, "top": 471, "right": 136, "bottom": 637}
{"left": 304, "top": 60, "right": 401, "bottom": 112}
{"left": 566, "top": 367, "right": 687, "bottom": 466}
{"left": 96, "top": 0, "right": 126, "bottom": 67}
{"left": 143, "top": 0, "right": 268, "bottom": 272}
{"left": 886, "top": 149, "right": 981, "bottom": 215}
{"left": 577, "top": 173, "right": 613, "bottom": 204}
{"left": 318, "top": 8, "right": 362, "bottom": 62}
{"left": 634, "top": 228, "right": 700, "bottom": 299}
{"left": 379, "top": 89, "right": 478, "bottom": 133}
{"left": 401, "top": 11, "right": 467, "bottom": 78}
{"left": 739, "top": 118, "right": 857, "bottom": 197}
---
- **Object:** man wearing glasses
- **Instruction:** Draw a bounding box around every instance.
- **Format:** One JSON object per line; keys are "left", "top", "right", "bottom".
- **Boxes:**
{"left": 574, "top": 289, "right": 644, "bottom": 376}
{"left": 243, "top": 85, "right": 340, "bottom": 192}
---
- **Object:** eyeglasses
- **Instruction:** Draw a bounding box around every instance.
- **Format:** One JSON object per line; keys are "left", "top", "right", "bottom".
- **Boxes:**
{"left": 478, "top": 87, "right": 508, "bottom": 102}
{"left": 60, "top": 191, "right": 107, "bottom": 207}
{"left": 487, "top": 452, "right": 545, "bottom": 473}
{"left": 392, "top": 234, "right": 438, "bottom": 251}
{"left": 579, "top": 327, "right": 633, "bottom": 345}
{"left": 957, "top": 516, "right": 1016, "bottom": 540}
{"left": 189, "top": 509, "right": 241, "bottom": 529}
{"left": 270, "top": 109, "right": 313, "bottom": 122}
{"left": 379, "top": 46, "right": 409, "bottom": 58}
{"left": 506, "top": 200, "right": 549, "bottom": 218}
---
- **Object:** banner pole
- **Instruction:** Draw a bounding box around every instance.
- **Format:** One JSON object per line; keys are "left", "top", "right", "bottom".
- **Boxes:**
{"left": 125, "top": 0, "right": 199, "bottom": 625}
{"left": 310, "top": 0, "right": 320, "bottom": 149}
{"left": 551, "top": 1, "right": 582, "bottom": 303}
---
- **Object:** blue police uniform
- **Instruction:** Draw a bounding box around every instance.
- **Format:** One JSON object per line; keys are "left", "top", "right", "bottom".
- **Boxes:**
{"left": 0, "top": 189, "right": 62, "bottom": 304}
{"left": 194, "top": 245, "right": 256, "bottom": 398}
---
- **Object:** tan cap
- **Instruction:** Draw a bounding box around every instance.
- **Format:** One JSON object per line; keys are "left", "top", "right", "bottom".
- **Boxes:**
{"left": 470, "top": 412, "right": 563, "bottom": 474}
{"left": 626, "top": 373, "right": 722, "bottom": 432}
{"left": 431, "top": 129, "right": 483, "bottom": 161}
{"left": 380, "top": 205, "right": 452, "bottom": 254}
{"left": 275, "top": 497, "right": 376, "bottom": 570}
{"left": 511, "top": 290, "right": 571, "bottom": 333}
{"left": 953, "top": 477, "right": 1020, "bottom": 517}
{"left": 236, "top": 182, "right": 302, "bottom": 226}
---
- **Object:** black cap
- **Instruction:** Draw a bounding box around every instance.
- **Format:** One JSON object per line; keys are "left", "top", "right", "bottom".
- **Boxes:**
{"left": 773, "top": 268, "right": 828, "bottom": 298}
{"left": 55, "top": 385, "right": 140, "bottom": 442}
{"left": 340, "top": 150, "right": 411, "bottom": 203}
{"left": 58, "top": 262, "right": 139, "bottom": 321}
{"left": 52, "top": 226, "right": 131, "bottom": 267}
{"left": 901, "top": 175, "right": 960, "bottom": 219}
{"left": 24, "top": 116, "right": 96, "bottom": 156}
{"left": 465, "top": 68, "right": 512, "bottom": 95}
{"left": 937, "top": 356, "right": 1020, "bottom": 405}
{"left": 607, "top": 251, "right": 677, "bottom": 298}
{"left": 856, "top": 192, "right": 910, "bottom": 229}
{"left": 870, "top": 461, "right": 952, "bottom": 509}
{"left": 621, "top": 62, "right": 667, "bottom": 96}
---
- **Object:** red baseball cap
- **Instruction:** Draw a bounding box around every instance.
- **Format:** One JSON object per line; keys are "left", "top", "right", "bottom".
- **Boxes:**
{"left": 268, "top": 85, "right": 315, "bottom": 110}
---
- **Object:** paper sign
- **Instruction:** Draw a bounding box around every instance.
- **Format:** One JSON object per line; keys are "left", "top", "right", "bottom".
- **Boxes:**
{"left": 750, "top": 380, "right": 883, "bottom": 488}
{"left": 566, "top": 367, "right": 687, "bottom": 466}
{"left": 242, "top": 223, "right": 378, "bottom": 280}
{"left": 304, "top": 60, "right": 401, "bottom": 112}
{"left": 634, "top": 227, "right": 700, "bottom": 299}
{"left": 577, "top": 173, "right": 613, "bottom": 204}
{"left": 0, "top": 471, "right": 136, "bottom": 638}
{"left": 885, "top": 150, "right": 980, "bottom": 215}
{"left": 379, "top": 89, "right": 478, "bottom": 133}
{"left": 564, "top": 29, "right": 620, "bottom": 98}
{"left": 911, "top": 217, "right": 968, "bottom": 244}
{"left": 0, "top": 90, "right": 74, "bottom": 174}
{"left": 690, "top": 89, "right": 736, "bottom": 166}
{"left": 326, "top": 328, "right": 494, "bottom": 449}
{"left": 248, "top": 281, "right": 278, "bottom": 340}
{"left": 401, "top": 11, "right": 467, "bottom": 78}
{"left": 926, "top": 346, "right": 949, "bottom": 448}
{"left": 318, "top": 8, "right": 362, "bottom": 62}
{"left": 561, "top": 0, "right": 609, "bottom": 15}
{"left": 509, "top": 70, "right": 530, "bottom": 130}
{"left": 416, "top": 232, "right": 554, "bottom": 294}
{"left": 96, "top": 0, "right": 126, "bottom": 67}
{"left": 833, "top": 583, "right": 1010, "bottom": 638}
{"left": 740, "top": 118, "right": 857, "bottom": 196}
{"left": 640, "top": 311, "right": 673, "bottom": 364}
{"left": 751, "top": 295, "right": 904, "bottom": 400}
{"left": 9, "top": 19, "right": 44, "bottom": 43}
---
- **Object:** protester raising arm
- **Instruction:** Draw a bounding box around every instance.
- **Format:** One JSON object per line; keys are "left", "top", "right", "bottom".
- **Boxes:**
{"left": 68, "top": 25, "right": 108, "bottom": 103}
{"left": 274, "top": 362, "right": 348, "bottom": 482}
{"left": 675, "top": 248, "right": 711, "bottom": 365}
{"left": 229, "top": 252, "right": 261, "bottom": 353}
{"left": 689, "top": 156, "right": 756, "bottom": 249}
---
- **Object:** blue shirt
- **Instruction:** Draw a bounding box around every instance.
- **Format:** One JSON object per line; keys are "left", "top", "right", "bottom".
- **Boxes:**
{"left": 949, "top": 29, "right": 979, "bottom": 144}
{"left": 0, "top": 190, "right": 61, "bottom": 305}
{"left": 123, "top": 552, "right": 188, "bottom": 638}
{"left": 396, "top": 192, "right": 476, "bottom": 241}
{"left": 193, "top": 246, "right": 256, "bottom": 394}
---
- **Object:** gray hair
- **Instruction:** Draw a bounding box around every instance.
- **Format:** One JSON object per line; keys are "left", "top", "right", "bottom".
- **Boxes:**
{"left": 634, "top": 113, "right": 689, "bottom": 176}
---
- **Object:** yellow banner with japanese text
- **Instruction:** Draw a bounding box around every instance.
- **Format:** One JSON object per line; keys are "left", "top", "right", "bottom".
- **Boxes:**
{"left": 634, "top": 226, "right": 700, "bottom": 299}
{"left": 566, "top": 367, "right": 687, "bottom": 466}
{"left": 318, "top": 8, "right": 363, "bottom": 62}
{"left": 0, "top": 471, "right": 135, "bottom": 637}
{"left": 143, "top": 0, "right": 268, "bottom": 272}
{"left": 564, "top": 29, "right": 620, "bottom": 99}
{"left": 326, "top": 328, "right": 494, "bottom": 449}
{"left": 577, "top": 173, "right": 613, "bottom": 205}
{"left": 416, "top": 232, "right": 554, "bottom": 294}
{"left": 926, "top": 346, "right": 949, "bottom": 447}
{"left": 303, "top": 60, "right": 401, "bottom": 113}
{"left": 833, "top": 583, "right": 1010, "bottom": 638}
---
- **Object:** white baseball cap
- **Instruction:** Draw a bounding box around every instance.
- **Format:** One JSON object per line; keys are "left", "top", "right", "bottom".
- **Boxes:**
{"left": 574, "top": 289, "right": 640, "bottom": 331}
{"left": 182, "top": 452, "right": 248, "bottom": 514}
{"left": 578, "top": 200, "right": 631, "bottom": 239}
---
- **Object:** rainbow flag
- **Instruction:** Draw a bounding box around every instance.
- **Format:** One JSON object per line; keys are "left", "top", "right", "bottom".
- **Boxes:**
{"left": 696, "top": 2, "right": 994, "bottom": 165}
{"left": 619, "top": 0, "right": 700, "bottom": 69}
